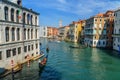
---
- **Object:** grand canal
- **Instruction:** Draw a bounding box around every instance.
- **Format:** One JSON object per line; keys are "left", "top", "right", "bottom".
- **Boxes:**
{"left": 2, "top": 38, "right": 120, "bottom": 80}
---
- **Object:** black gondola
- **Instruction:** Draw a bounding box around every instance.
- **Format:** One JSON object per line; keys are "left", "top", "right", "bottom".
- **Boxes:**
{"left": 38, "top": 56, "right": 48, "bottom": 69}
{"left": 69, "top": 45, "right": 87, "bottom": 49}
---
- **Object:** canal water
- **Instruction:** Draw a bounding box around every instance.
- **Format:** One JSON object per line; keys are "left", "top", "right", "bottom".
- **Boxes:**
{"left": 1, "top": 38, "right": 120, "bottom": 80}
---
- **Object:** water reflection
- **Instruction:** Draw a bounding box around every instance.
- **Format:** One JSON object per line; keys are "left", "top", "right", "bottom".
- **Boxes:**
{"left": 40, "top": 66, "right": 62, "bottom": 80}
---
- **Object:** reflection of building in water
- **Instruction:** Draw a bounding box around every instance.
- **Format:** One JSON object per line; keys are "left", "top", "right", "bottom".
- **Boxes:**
{"left": 0, "top": 0, "right": 40, "bottom": 69}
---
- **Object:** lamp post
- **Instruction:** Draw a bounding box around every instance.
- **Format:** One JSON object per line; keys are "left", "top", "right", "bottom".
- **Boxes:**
{"left": 11, "top": 60, "right": 14, "bottom": 80}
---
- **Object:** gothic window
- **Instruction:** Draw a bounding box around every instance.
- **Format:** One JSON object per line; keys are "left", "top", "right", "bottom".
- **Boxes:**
{"left": 31, "top": 29, "right": 33, "bottom": 39}
{"left": 12, "top": 28, "right": 15, "bottom": 41}
{"left": 12, "top": 48, "right": 16, "bottom": 56}
{"left": 18, "top": 47, "right": 21, "bottom": 54}
{"left": 11, "top": 8, "right": 14, "bottom": 21}
{"left": 27, "top": 14, "right": 30, "bottom": 24}
{"left": 23, "top": 13, "right": 26, "bottom": 24}
{"left": 24, "top": 29, "right": 26, "bottom": 40}
{"left": 31, "top": 15, "right": 33, "bottom": 25}
{"left": 5, "top": 27, "right": 9, "bottom": 42}
{"left": 16, "top": 10, "right": 19, "bottom": 23}
{"left": 6, "top": 49, "right": 11, "bottom": 58}
{"left": 4, "top": 6, "right": 8, "bottom": 21}
{"left": 28, "top": 45, "right": 30, "bottom": 51}
{"left": 24, "top": 46, "right": 27, "bottom": 52}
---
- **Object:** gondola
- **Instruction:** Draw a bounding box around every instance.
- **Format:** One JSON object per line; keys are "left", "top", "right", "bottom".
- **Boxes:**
{"left": 69, "top": 45, "right": 87, "bottom": 49}
{"left": 69, "top": 45, "right": 80, "bottom": 48}
{"left": 38, "top": 56, "right": 48, "bottom": 69}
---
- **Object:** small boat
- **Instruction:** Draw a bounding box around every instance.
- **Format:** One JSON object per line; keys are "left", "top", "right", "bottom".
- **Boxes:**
{"left": 69, "top": 45, "right": 80, "bottom": 48}
{"left": 39, "top": 57, "right": 47, "bottom": 69}
{"left": 69, "top": 45, "right": 87, "bottom": 49}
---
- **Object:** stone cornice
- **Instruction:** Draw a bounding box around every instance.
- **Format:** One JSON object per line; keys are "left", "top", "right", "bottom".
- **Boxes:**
{"left": 0, "top": 20, "right": 40, "bottom": 27}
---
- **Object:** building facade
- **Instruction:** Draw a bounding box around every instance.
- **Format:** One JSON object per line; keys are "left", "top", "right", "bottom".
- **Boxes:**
{"left": 52, "top": 27, "right": 58, "bottom": 39}
{"left": 84, "top": 13, "right": 106, "bottom": 47}
{"left": 47, "top": 27, "right": 58, "bottom": 39}
{"left": 105, "top": 11, "right": 114, "bottom": 48}
{"left": 84, "top": 11, "right": 114, "bottom": 48}
{"left": 68, "top": 21, "right": 84, "bottom": 43}
{"left": 0, "top": 0, "right": 40, "bottom": 69}
{"left": 78, "top": 20, "right": 86, "bottom": 44}
{"left": 113, "top": 9, "right": 120, "bottom": 51}
{"left": 58, "top": 26, "right": 65, "bottom": 40}
{"left": 68, "top": 22, "right": 78, "bottom": 42}
{"left": 39, "top": 26, "right": 47, "bottom": 38}
{"left": 47, "top": 27, "right": 53, "bottom": 38}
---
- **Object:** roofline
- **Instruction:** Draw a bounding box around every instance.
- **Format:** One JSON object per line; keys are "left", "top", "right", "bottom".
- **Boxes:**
{"left": 1, "top": 0, "right": 40, "bottom": 15}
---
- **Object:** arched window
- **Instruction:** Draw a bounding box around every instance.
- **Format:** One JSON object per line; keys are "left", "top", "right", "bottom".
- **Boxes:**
{"left": 12, "top": 28, "right": 15, "bottom": 41}
{"left": 27, "top": 14, "right": 30, "bottom": 24}
{"left": 23, "top": 12, "right": 26, "bottom": 24}
{"left": 35, "top": 16, "right": 37, "bottom": 25}
{"left": 119, "top": 29, "right": 120, "bottom": 34}
{"left": 24, "top": 29, "right": 26, "bottom": 40}
{"left": 4, "top": 6, "right": 8, "bottom": 21}
{"left": 17, "top": 28, "right": 20, "bottom": 40}
{"left": 31, "top": 29, "right": 33, "bottom": 39}
{"left": 11, "top": 8, "right": 14, "bottom": 21}
{"left": 35, "top": 29, "right": 37, "bottom": 38}
{"left": 31, "top": 15, "right": 33, "bottom": 25}
{"left": 5, "top": 27, "right": 9, "bottom": 42}
{"left": 16, "top": 10, "right": 19, "bottom": 23}
{"left": 103, "top": 41, "right": 105, "bottom": 45}
{"left": 28, "top": 29, "right": 30, "bottom": 39}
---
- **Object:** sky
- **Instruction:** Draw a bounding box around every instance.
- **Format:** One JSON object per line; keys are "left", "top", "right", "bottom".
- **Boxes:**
{"left": 22, "top": 0, "right": 120, "bottom": 27}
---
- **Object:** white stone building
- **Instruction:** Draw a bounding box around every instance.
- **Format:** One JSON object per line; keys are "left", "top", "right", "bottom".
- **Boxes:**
{"left": 0, "top": 0, "right": 40, "bottom": 69}
{"left": 39, "top": 26, "right": 47, "bottom": 38}
{"left": 113, "top": 9, "right": 120, "bottom": 51}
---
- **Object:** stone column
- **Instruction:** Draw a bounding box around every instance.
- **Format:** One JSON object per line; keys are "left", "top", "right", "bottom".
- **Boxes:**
{"left": 8, "top": 7, "right": 11, "bottom": 21}
{"left": 26, "top": 29, "right": 28, "bottom": 40}
{"left": 15, "top": 28, "right": 17, "bottom": 41}
{"left": 29, "top": 29, "right": 31, "bottom": 40}
{"left": 0, "top": 5, "right": 5, "bottom": 20}
{"left": 14, "top": 9, "right": 16, "bottom": 22}
{"left": 9, "top": 27, "right": 12, "bottom": 42}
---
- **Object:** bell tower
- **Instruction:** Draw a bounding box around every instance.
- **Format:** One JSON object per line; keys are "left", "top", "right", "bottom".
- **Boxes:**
{"left": 59, "top": 20, "right": 62, "bottom": 27}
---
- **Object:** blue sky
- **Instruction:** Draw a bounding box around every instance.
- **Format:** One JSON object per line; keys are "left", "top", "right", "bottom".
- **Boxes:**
{"left": 23, "top": 0, "right": 120, "bottom": 27}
